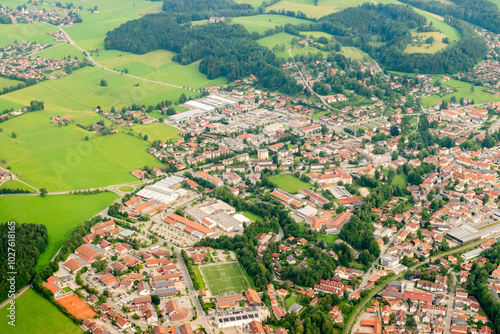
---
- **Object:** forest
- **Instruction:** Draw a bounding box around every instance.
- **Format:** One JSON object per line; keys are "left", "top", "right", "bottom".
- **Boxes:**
{"left": 104, "top": 16, "right": 300, "bottom": 94}
{"left": 309, "top": 4, "right": 488, "bottom": 74}
{"left": 400, "top": 0, "right": 500, "bottom": 34}
{"left": 161, "top": 0, "right": 257, "bottom": 22}
{"left": 467, "top": 243, "right": 500, "bottom": 333}
{"left": 0, "top": 222, "right": 49, "bottom": 302}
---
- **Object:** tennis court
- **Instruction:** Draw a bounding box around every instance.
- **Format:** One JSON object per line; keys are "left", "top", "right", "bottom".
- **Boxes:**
{"left": 56, "top": 294, "right": 97, "bottom": 319}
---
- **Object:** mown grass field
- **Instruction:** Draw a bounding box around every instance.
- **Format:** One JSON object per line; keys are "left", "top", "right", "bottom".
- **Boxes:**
{"left": 0, "top": 111, "right": 162, "bottom": 191}
{"left": 269, "top": 174, "right": 313, "bottom": 194}
{"left": 0, "top": 23, "right": 61, "bottom": 47}
{"left": 230, "top": 14, "right": 311, "bottom": 34}
{"left": 97, "top": 50, "right": 227, "bottom": 90}
{"left": 130, "top": 122, "right": 181, "bottom": 143}
{"left": 421, "top": 79, "right": 500, "bottom": 107}
{"left": 200, "top": 262, "right": 250, "bottom": 296}
{"left": 266, "top": 0, "right": 368, "bottom": 18}
{"left": 118, "top": 185, "right": 135, "bottom": 192}
{"left": 0, "top": 289, "right": 83, "bottom": 334}
{"left": 0, "top": 66, "right": 196, "bottom": 111}
{"left": 411, "top": 8, "right": 461, "bottom": 44}
{"left": 0, "top": 192, "right": 118, "bottom": 271}
{"left": 0, "top": 77, "right": 23, "bottom": 90}
{"left": 405, "top": 31, "right": 448, "bottom": 54}
{"left": 234, "top": 0, "right": 266, "bottom": 8}
{"left": 0, "top": 180, "right": 35, "bottom": 192}
{"left": 32, "top": 43, "right": 82, "bottom": 60}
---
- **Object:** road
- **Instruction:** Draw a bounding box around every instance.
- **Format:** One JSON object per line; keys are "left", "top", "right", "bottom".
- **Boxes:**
{"left": 46, "top": 23, "right": 197, "bottom": 92}
{"left": 345, "top": 236, "right": 498, "bottom": 334}
{"left": 444, "top": 272, "right": 457, "bottom": 333}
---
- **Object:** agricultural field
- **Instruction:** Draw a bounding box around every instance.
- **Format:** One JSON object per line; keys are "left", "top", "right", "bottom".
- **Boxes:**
{"left": 0, "top": 180, "right": 35, "bottom": 192}
{"left": 230, "top": 14, "right": 311, "bottom": 34}
{"left": 0, "top": 289, "right": 83, "bottom": 334}
{"left": 97, "top": 50, "right": 227, "bottom": 90}
{"left": 421, "top": 79, "right": 500, "bottom": 107}
{"left": 411, "top": 8, "right": 461, "bottom": 44}
{"left": 266, "top": 0, "right": 368, "bottom": 18}
{"left": 269, "top": 174, "right": 313, "bottom": 194}
{"left": 0, "top": 23, "right": 61, "bottom": 47}
{"left": 130, "top": 122, "right": 181, "bottom": 143}
{"left": 0, "top": 77, "right": 23, "bottom": 90}
{"left": 404, "top": 31, "right": 448, "bottom": 54}
{"left": 200, "top": 262, "right": 250, "bottom": 296}
{"left": 0, "top": 192, "right": 118, "bottom": 271}
{"left": 234, "top": 0, "right": 266, "bottom": 8}
{"left": 32, "top": 43, "right": 82, "bottom": 60}
{"left": 0, "top": 110, "right": 162, "bottom": 191}
{"left": 0, "top": 66, "right": 196, "bottom": 111}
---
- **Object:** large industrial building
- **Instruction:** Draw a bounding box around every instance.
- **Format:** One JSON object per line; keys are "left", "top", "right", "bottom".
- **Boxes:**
{"left": 445, "top": 224, "right": 500, "bottom": 244}
{"left": 136, "top": 176, "right": 186, "bottom": 204}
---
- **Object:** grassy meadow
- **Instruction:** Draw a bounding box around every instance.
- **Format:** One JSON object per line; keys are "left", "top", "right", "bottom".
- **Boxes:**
{"left": 405, "top": 31, "right": 448, "bottom": 54}
{"left": 0, "top": 289, "right": 83, "bottom": 334}
{"left": 0, "top": 192, "right": 118, "bottom": 271}
{"left": 230, "top": 14, "right": 311, "bottom": 34}
{"left": 269, "top": 174, "right": 313, "bottom": 194}
{"left": 130, "top": 122, "right": 181, "bottom": 143}
{"left": 266, "top": 0, "right": 368, "bottom": 18}
{"left": 421, "top": 79, "right": 500, "bottom": 107}
{"left": 0, "top": 180, "right": 35, "bottom": 192}
{"left": 0, "top": 77, "right": 23, "bottom": 90}
{"left": 0, "top": 110, "right": 162, "bottom": 191}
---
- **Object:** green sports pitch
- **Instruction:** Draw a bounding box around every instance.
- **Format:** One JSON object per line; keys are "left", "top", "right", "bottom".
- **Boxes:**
{"left": 200, "top": 263, "right": 250, "bottom": 296}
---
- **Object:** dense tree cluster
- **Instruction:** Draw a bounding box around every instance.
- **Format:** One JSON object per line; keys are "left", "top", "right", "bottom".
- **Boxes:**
{"left": 161, "top": 0, "right": 256, "bottom": 22}
{"left": 104, "top": 16, "right": 299, "bottom": 94}
{"left": 306, "top": 4, "right": 487, "bottom": 74}
{"left": 468, "top": 243, "right": 500, "bottom": 332}
{"left": 0, "top": 222, "right": 49, "bottom": 302}
{"left": 400, "top": 0, "right": 500, "bottom": 34}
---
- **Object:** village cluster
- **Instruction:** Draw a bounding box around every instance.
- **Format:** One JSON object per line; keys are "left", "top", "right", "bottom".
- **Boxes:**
{"left": 0, "top": 1, "right": 81, "bottom": 26}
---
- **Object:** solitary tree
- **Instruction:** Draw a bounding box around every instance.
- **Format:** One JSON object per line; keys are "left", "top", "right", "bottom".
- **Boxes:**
{"left": 100, "top": 79, "right": 107, "bottom": 86}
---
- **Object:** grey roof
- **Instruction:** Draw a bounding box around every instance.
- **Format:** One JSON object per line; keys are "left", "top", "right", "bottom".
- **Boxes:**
{"left": 288, "top": 303, "right": 303, "bottom": 313}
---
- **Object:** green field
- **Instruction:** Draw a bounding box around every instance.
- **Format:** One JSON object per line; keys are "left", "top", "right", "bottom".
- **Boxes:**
{"left": 405, "top": 31, "right": 448, "bottom": 54}
{"left": 316, "top": 233, "right": 339, "bottom": 243}
{"left": 1, "top": 66, "right": 196, "bottom": 111}
{"left": 32, "top": 43, "right": 82, "bottom": 60}
{"left": 200, "top": 262, "right": 250, "bottom": 296}
{"left": 412, "top": 8, "right": 461, "bottom": 44}
{"left": 230, "top": 14, "right": 311, "bottom": 34}
{"left": 130, "top": 122, "right": 181, "bottom": 143}
{"left": 242, "top": 211, "right": 262, "bottom": 221}
{"left": 192, "top": 265, "right": 207, "bottom": 290}
{"left": 0, "top": 180, "right": 35, "bottom": 192}
{"left": 118, "top": 185, "right": 135, "bottom": 192}
{"left": 0, "top": 289, "right": 83, "bottom": 334}
{"left": 391, "top": 174, "right": 408, "bottom": 187}
{"left": 0, "top": 192, "right": 118, "bottom": 271}
{"left": 269, "top": 174, "right": 313, "bottom": 194}
{"left": 234, "top": 0, "right": 266, "bottom": 8}
{"left": 0, "top": 111, "right": 162, "bottom": 191}
{"left": 0, "top": 77, "right": 23, "bottom": 90}
{"left": 0, "top": 23, "right": 61, "bottom": 47}
{"left": 421, "top": 79, "right": 500, "bottom": 107}
{"left": 266, "top": 0, "right": 367, "bottom": 18}
{"left": 285, "top": 294, "right": 298, "bottom": 308}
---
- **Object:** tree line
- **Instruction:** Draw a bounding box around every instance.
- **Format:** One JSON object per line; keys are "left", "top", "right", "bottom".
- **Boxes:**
{"left": 0, "top": 222, "right": 49, "bottom": 302}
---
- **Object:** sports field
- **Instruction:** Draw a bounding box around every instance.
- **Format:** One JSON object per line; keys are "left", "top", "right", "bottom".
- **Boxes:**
{"left": 0, "top": 289, "right": 83, "bottom": 334}
{"left": 56, "top": 294, "right": 97, "bottom": 319}
{"left": 0, "top": 110, "right": 162, "bottom": 191}
{"left": 200, "top": 263, "right": 250, "bottom": 296}
{"left": 269, "top": 174, "right": 313, "bottom": 194}
{"left": 0, "top": 192, "right": 118, "bottom": 270}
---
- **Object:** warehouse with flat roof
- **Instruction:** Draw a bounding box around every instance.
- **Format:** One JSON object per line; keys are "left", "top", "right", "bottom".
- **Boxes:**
{"left": 213, "top": 307, "right": 261, "bottom": 328}
{"left": 446, "top": 224, "right": 500, "bottom": 244}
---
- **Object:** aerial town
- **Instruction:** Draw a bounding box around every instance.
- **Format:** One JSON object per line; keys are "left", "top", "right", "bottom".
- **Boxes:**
{"left": 4, "top": 1, "right": 500, "bottom": 334}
